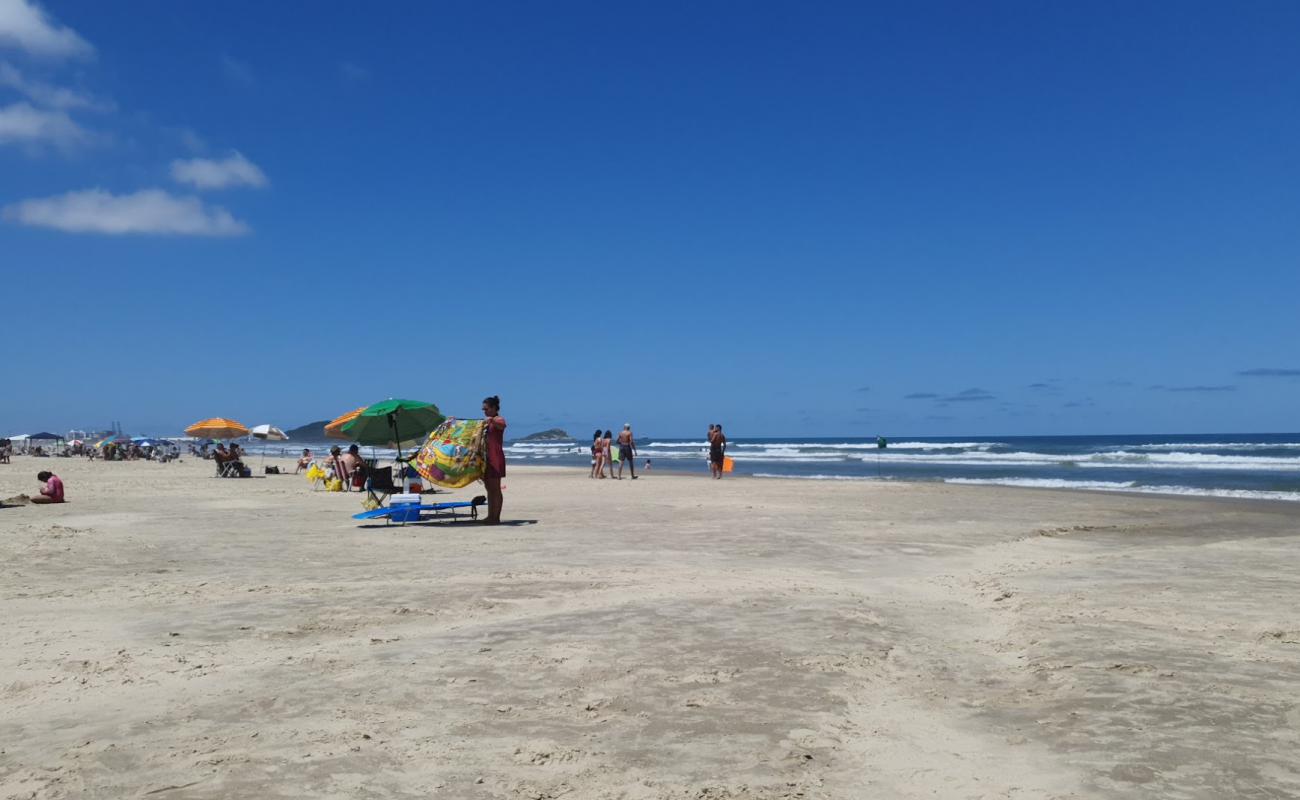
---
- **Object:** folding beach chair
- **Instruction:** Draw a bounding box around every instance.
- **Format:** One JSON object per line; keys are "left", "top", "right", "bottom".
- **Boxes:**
{"left": 363, "top": 465, "right": 401, "bottom": 507}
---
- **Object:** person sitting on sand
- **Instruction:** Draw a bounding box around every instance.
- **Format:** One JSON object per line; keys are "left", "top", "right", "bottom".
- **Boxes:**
{"left": 295, "top": 448, "right": 313, "bottom": 474}
{"left": 31, "top": 471, "right": 64, "bottom": 504}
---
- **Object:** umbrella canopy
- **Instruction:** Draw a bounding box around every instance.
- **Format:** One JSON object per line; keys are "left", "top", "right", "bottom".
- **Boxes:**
{"left": 28, "top": 431, "right": 64, "bottom": 440}
{"left": 250, "top": 424, "right": 289, "bottom": 441}
{"left": 185, "top": 418, "right": 250, "bottom": 440}
{"left": 341, "top": 399, "right": 444, "bottom": 451}
{"left": 324, "top": 407, "right": 367, "bottom": 440}
{"left": 96, "top": 434, "right": 131, "bottom": 447}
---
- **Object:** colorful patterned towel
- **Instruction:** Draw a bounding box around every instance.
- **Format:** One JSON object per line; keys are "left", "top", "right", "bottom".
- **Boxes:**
{"left": 413, "top": 418, "right": 486, "bottom": 489}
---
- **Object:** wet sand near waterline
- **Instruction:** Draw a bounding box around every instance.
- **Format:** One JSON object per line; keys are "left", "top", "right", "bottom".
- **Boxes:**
{"left": 2, "top": 455, "right": 1298, "bottom": 799}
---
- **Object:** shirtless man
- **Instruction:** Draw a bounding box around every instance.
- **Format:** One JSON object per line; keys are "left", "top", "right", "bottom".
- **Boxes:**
{"left": 709, "top": 424, "right": 727, "bottom": 479}
{"left": 617, "top": 424, "right": 637, "bottom": 480}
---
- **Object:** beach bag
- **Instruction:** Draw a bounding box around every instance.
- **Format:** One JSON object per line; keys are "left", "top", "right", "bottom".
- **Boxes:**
{"left": 413, "top": 418, "right": 486, "bottom": 489}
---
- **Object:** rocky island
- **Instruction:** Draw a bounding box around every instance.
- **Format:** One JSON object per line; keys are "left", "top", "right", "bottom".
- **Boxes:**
{"left": 515, "top": 428, "right": 573, "bottom": 442}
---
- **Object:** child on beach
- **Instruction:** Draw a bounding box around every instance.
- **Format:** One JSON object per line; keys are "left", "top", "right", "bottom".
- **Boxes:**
{"left": 31, "top": 471, "right": 65, "bottom": 504}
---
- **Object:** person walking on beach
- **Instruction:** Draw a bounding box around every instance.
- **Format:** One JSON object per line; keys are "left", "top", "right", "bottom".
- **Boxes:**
{"left": 709, "top": 424, "right": 727, "bottom": 479}
{"left": 31, "top": 471, "right": 64, "bottom": 504}
{"left": 482, "top": 395, "right": 507, "bottom": 524}
{"left": 617, "top": 424, "right": 637, "bottom": 479}
{"left": 590, "top": 430, "right": 604, "bottom": 478}
{"left": 602, "top": 430, "right": 616, "bottom": 479}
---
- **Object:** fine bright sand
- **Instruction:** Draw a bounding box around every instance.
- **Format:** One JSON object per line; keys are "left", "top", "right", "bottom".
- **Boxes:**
{"left": 2, "top": 456, "right": 1299, "bottom": 799}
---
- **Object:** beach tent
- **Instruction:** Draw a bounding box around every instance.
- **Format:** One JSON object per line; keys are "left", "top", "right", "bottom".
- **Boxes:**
{"left": 28, "top": 432, "right": 64, "bottom": 441}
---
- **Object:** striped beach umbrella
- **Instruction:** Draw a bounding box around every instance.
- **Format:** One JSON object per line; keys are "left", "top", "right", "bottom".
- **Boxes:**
{"left": 250, "top": 424, "right": 289, "bottom": 441}
{"left": 324, "top": 407, "right": 367, "bottom": 440}
{"left": 185, "top": 418, "right": 250, "bottom": 440}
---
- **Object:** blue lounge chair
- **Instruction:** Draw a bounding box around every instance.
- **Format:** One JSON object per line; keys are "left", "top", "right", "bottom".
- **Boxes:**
{"left": 352, "top": 495, "right": 486, "bottom": 525}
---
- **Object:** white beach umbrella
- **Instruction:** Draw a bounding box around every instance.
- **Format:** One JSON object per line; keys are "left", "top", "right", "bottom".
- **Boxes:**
{"left": 250, "top": 424, "right": 289, "bottom": 441}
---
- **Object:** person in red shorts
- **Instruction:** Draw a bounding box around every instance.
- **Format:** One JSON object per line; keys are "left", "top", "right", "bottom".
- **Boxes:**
{"left": 481, "top": 395, "right": 507, "bottom": 524}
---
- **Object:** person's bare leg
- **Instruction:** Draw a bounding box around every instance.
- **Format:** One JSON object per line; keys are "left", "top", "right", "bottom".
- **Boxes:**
{"left": 483, "top": 472, "right": 502, "bottom": 523}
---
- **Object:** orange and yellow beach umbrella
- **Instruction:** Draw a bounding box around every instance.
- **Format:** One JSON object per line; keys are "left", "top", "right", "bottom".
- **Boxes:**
{"left": 324, "top": 407, "right": 367, "bottom": 440}
{"left": 185, "top": 418, "right": 250, "bottom": 440}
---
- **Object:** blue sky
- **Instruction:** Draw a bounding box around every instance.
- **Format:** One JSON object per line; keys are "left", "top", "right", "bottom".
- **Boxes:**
{"left": 2, "top": 0, "right": 1298, "bottom": 438}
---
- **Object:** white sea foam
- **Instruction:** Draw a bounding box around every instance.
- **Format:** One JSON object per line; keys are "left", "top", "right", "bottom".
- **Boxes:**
{"left": 1118, "top": 442, "right": 1300, "bottom": 451}
{"left": 505, "top": 441, "right": 1300, "bottom": 470}
{"left": 945, "top": 478, "right": 1300, "bottom": 502}
{"left": 946, "top": 478, "right": 1137, "bottom": 490}
{"left": 752, "top": 473, "right": 882, "bottom": 481}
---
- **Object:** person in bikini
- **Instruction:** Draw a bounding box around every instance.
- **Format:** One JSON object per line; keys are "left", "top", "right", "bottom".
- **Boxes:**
{"left": 590, "top": 430, "right": 604, "bottom": 478}
{"left": 602, "top": 430, "right": 616, "bottom": 479}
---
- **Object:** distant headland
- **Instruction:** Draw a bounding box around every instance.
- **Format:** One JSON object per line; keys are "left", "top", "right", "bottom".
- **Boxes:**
{"left": 285, "top": 420, "right": 330, "bottom": 440}
{"left": 516, "top": 428, "right": 573, "bottom": 442}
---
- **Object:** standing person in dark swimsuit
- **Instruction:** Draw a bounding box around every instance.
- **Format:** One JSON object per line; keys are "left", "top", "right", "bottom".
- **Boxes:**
{"left": 482, "top": 395, "right": 507, "bottom": 524}
{"left": 710, "top": 424, "right": 727, "bottom": 479}
{"left": 617, "top": 424, "right": 637, "bottom": 480}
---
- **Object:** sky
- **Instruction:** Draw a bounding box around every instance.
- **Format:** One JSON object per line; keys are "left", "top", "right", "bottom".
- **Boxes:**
{"left": 2, "top": 0, "right": 1298, "bottom": 439}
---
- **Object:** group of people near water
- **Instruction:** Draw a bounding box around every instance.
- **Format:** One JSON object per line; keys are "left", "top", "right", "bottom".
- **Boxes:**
{"left": 589, "top": 425, "right": 639, "bottom": 480}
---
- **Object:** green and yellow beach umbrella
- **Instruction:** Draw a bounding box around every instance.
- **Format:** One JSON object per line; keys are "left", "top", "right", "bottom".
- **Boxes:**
{"left": 341, "top": 398, "right": 444, "bottom": 458}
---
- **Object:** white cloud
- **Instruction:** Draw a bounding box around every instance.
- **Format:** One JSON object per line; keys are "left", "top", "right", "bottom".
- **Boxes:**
{"left": 170, "top": 151, "right": 268, "bottom": 190}
{"left": 0, "top": 0, "right": 93, "bottom": 59}
{"left": 0, "top": 100, "right": 91, "bottom": 150}
{"left": 340, "top": 61, "right": 369, "bottom": 85}
{"left": 3, "top": 188, "right": 249, "bottom": 236}
{"left": 0, "top": 61, "right": 110, "bottom": 111}
{"left": 220, "top": 54, "right": 254, "bottom": 85}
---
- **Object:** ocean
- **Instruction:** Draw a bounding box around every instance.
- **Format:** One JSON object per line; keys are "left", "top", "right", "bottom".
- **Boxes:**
{"left": 245, "top": 433, "right": 1300, "bottom": 502}
{"left": 506, "top": 433, "right": 1300, "bottom": 502}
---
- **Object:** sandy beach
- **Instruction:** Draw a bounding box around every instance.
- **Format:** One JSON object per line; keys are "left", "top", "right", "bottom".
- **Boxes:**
{"left": 2, "top": 456, "right": 1298, "bottom": 799}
